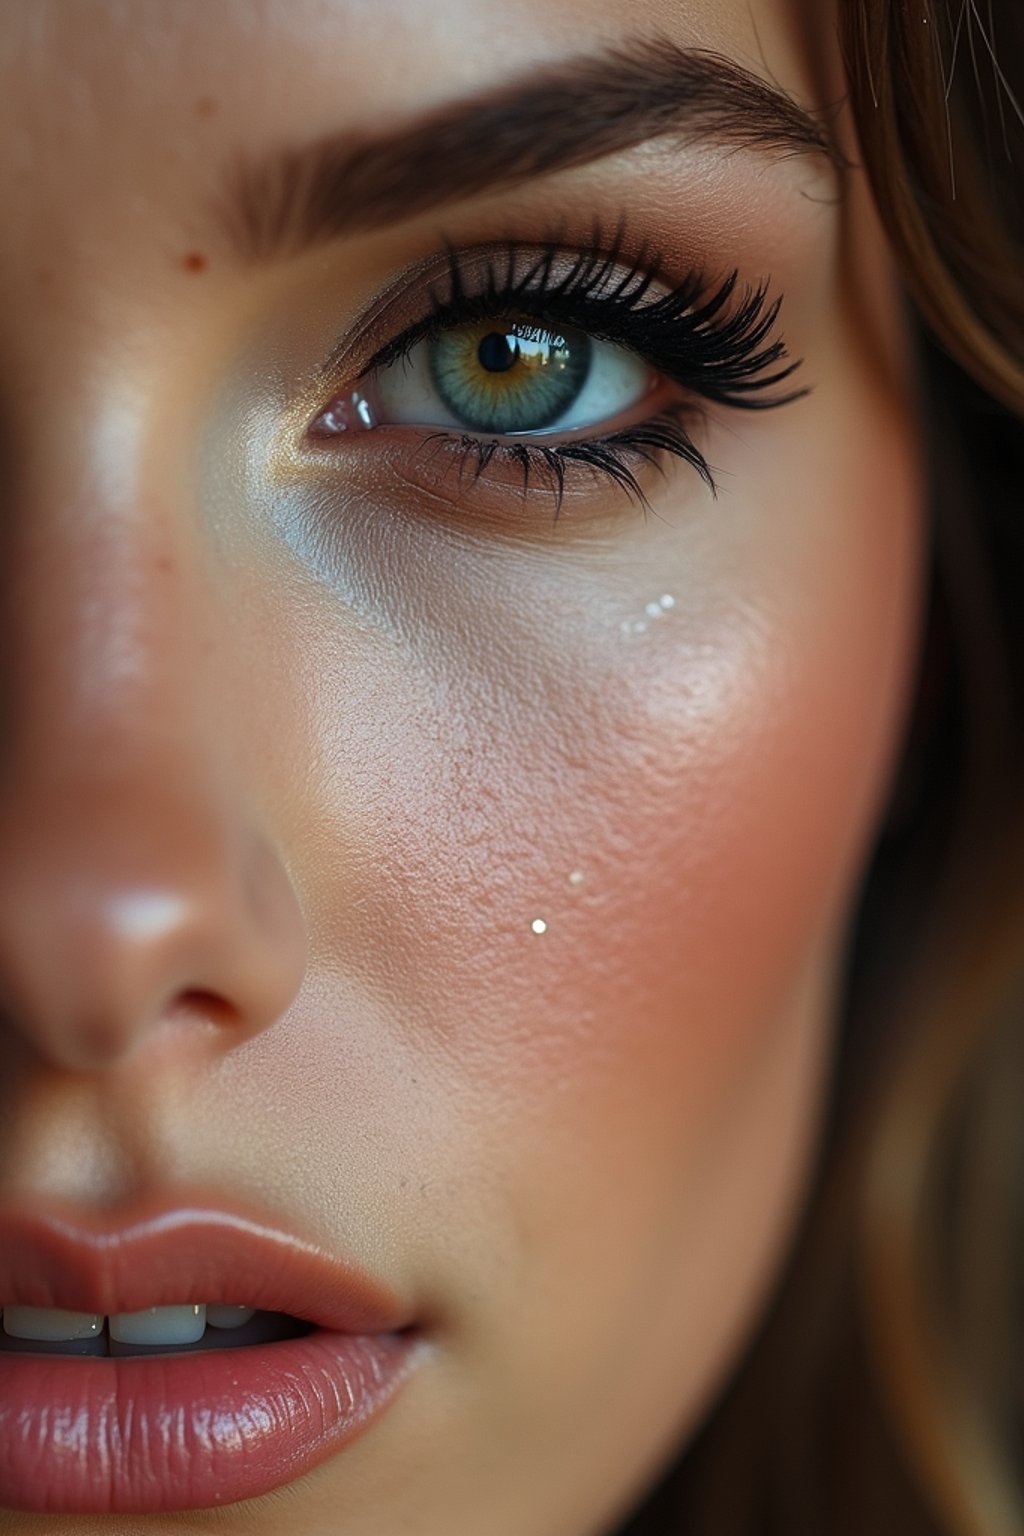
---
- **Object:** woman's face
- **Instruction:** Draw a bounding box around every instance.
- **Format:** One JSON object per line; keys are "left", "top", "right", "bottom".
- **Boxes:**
{"left": 0, "top": 1, "right": 921, "bottom": 1532}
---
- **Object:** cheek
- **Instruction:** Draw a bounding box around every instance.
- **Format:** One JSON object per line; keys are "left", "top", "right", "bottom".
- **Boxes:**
{"left": 253, "top": 334, "right": 914, "bottom": 1147}
{"left": 300, "top": 384, "right": 922, "bottom": 1130}
{"left": 222, "top": 336, "right": 922, "bottom": 1524}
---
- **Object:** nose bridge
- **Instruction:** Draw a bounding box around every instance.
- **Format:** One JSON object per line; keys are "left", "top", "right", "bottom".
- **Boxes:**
{"left": 1, "top": 392, "right": 221, "bottom": 801}
{"left": 0, "top": 400, "right": 308, "bottom": 1072}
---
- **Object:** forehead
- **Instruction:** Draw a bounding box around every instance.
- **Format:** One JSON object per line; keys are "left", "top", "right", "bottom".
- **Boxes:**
{"left": 0, "top": 0, "right": 824, "bottom": 195}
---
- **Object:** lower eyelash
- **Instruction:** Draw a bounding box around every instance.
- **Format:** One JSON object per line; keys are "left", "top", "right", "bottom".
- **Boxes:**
{"left": 420, "top": 408, "right": 711, "bottom": 517}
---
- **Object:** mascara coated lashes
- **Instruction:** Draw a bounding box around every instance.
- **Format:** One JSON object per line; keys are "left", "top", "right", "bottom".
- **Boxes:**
{"left": 310, "top": 230, "right": 808, "bottom": 510}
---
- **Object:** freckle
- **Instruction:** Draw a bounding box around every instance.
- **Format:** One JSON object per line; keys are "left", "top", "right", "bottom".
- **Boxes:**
{"left": 195, "top": 96, "right": 219, "bottom": 118}
{"left": 531, "top": 918, "right": 548, "bottom": 935}
{"left": 182, "top": 251, "right": 208, "bottom": 274}
{"left": 34, "top": 265, "right": 55, "bottom": 291}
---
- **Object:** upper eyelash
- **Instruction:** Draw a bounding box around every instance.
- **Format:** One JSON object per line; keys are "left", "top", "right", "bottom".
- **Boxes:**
{"left": 358, "top": 228, "right": 808, "bottom": 415}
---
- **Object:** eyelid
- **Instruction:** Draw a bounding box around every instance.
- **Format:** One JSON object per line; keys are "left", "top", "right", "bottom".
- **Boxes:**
{"left": 314, "top": 233, "right": 805, "bottom": 432}
{"left": 352, "top": 241, "right": 672, "bottom": 380}
{"left": 317, "top": 232, "right": 668, "bottom": 384}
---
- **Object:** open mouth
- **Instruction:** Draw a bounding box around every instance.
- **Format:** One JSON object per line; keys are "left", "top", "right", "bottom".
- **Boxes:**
{"left": 0, "top": 1304, "right": 315, "bottom": 1356}
{"left": 0, "top": 1202, "right": 423, "bottom": 1513}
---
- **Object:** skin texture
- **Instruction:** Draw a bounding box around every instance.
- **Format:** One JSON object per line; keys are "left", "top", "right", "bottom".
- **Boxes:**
{"left": 0, "top": 2, "right": 922, "bottom": 1533}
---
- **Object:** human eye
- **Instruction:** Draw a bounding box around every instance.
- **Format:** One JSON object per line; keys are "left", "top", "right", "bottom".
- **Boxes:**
{"left": 305, "top": 230, "right": 808, "bottom": 514}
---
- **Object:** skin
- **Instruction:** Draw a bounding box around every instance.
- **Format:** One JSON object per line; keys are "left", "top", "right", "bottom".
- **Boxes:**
{"left": 0, "top": 1, "right": 922, "bottom": 1533}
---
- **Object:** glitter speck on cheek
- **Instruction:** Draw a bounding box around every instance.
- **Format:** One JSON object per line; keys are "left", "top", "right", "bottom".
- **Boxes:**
{"left": 568, "top": 870, "right": 584, "bottom": 888}
{"left": 531, "top": 918, "right": 548, "bottom": 935}
{"left": 620, "top": 596, "right": 676, "bottom": 637}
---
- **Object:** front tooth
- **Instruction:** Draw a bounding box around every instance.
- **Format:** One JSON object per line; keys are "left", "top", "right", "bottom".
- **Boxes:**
{"left": 109, "top": 1304, "right": 206, "bottom": 1346}
{"left": 206, "top": 1305, "right": 257, "bottom": 1330}
{"left": 3, "top": 1307, "right": 104, "bottom": 1342}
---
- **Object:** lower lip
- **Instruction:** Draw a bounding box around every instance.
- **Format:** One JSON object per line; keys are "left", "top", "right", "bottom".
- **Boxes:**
{"left": 0, "top": 1328, "right": 420, "bottom": 1514}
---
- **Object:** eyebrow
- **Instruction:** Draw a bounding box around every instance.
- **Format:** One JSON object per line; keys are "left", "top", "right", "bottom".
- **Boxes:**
{"left": 224, "top": 37, "right": 845, "bottom": 262}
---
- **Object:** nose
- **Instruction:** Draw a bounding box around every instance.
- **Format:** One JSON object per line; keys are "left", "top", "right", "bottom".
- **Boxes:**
{"left": 0, "top": 422, "right": 308, "bottom": 1075}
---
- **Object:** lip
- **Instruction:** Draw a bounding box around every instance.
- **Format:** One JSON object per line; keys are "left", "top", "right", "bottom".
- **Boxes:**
{"left": 0, "top": 1197, "right": 423, "bottom": 1514}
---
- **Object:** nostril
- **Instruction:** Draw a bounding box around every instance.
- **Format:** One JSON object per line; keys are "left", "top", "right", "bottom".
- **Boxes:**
{"left": 172, "top": 989, "right": 239, "bottom": 1029}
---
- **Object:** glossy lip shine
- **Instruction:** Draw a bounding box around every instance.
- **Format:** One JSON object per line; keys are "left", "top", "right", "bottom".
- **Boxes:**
{"left": 0, "top": 1203, "right": 423, "bottom": 1514}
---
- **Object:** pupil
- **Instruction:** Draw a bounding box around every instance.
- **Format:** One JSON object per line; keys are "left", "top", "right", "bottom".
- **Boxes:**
{"left": 477, "top": 332, "right": 519, "bottom": 373}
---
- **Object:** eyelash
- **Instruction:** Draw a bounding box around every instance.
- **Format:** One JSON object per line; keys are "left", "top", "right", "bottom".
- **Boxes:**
{"left": 343, "top": 229, "right": 808, "bottom": 511}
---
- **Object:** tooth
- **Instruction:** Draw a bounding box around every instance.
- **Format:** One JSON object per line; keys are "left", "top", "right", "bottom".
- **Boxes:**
{"left": 206, "top": 1305, "right": 257, "bottom": 1330}
{"left": 3, "top": 1307, "right": 104, "bottom": 1342}
{"left": 109, "top": 1304, "right": 206, "bottom": 1346}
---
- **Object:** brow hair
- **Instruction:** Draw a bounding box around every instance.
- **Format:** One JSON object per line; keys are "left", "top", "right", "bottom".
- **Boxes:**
{"left": 223, "top": 36, "right": 846, "bottom": 262}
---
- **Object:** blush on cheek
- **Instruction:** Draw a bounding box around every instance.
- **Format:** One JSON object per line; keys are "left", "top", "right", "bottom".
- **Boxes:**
{"left": 290, "top": 344, "right": 921, "bottom": 1172}
{"left": 358, "top": 400, "right": 924, "bottom": 1515}
{"left": 594, "top": 429, "right": 916, "bottom": 1093}
{"left": 376, "top": 389, "right": 922, "bottom": 1145}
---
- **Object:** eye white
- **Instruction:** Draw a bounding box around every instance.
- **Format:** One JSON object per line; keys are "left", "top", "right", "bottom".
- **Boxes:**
{"left": 371, "top": 331, "right": 652, "bottom": 435}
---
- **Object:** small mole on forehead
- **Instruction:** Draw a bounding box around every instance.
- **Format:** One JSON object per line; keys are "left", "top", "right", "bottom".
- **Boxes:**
{"left": 531, "top": 918, "right": 548, "bottom": 935}
{"left": 182, "top": 251, "right": 208, "bottom": 274}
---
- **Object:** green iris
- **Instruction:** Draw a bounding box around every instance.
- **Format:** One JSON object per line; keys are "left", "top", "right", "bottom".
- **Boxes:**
{"left": 429, "top": 320, "right": 592, "bottom": 434}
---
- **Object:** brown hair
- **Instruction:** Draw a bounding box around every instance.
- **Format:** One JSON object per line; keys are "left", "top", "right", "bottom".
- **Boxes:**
{"left": 621, "top": 2, "right": 1024, "bottom": 1531}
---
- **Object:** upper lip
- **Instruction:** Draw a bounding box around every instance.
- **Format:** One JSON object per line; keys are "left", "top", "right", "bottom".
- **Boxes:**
{"left": 0, "top": 1196, "right": 410, "bottom": 1334}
